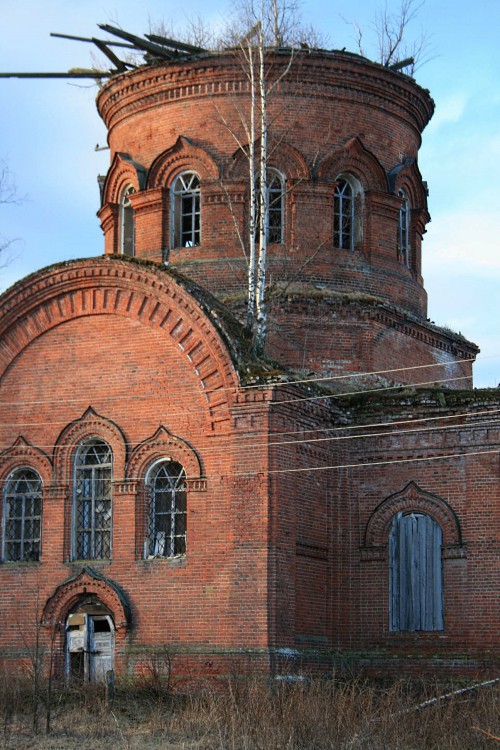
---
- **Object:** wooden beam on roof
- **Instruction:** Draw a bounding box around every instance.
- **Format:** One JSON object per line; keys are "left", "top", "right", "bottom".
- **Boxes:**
{"left": 0, "top": 70, "right": 111, "bottom": 79}
{"left": 50, "top": 32, "right": 135, "bottom": 49}
{"left": 98, "top": 24, "right": 176, "bottom": 59}
{"left": 92, "top": 38, "right": 131, "bottom": 72}
{"left": 146, "top": 34, "right": 208, "bottom": 54}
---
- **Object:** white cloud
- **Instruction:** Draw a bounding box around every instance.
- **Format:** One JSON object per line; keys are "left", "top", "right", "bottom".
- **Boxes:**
{"left": 427, "top": 93, "right": 469, "bottom": 132}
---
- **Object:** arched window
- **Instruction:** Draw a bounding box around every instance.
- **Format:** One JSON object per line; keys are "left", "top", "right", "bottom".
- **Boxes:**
{"left": 73, "top": 439, "right": 113, "bottom": 560}
{"left": 389, "top": 512, "right": 443, "bottom": 632}
{"left": 255, "top": 169, "right": 285, "bottom": 244}
{"left": 145, "top": 460, "right": 187, "bottom": 558}
{"left": 397, "top": 189, "right": 410, "bottom": 266}
{"left": 171, "top": 172, "right": 201, "bottom": 248}
{"left": 2, "top": 468, "right": 42, "bottom": 562}
{"left": 120, "top": 186, "right": 135, "bottom": 256}
{"left": 334, "top": 175, "right": 362, "bottom": 250}
{"left": 266, "top": 169, "right": 285, "bottom": 243}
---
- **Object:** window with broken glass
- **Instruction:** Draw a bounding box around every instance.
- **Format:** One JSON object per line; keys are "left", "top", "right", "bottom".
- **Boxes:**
{"left": 145, "top": 461, "right": 187, "bottom": 558}
{"left": 171, "top": 171, "right": 201, "bottom": 248}
{"left": 73, "top": 440, "right": 113, "bottom": 560}
{"left": 397, "top": 189, "right": 410, "bottom": 266}
{"left": 2, "top": 468, "right": 42, "bottom": 562}
{"left": 389, "top": 512, "right": 444, "bottom": 632}
{"left": 120, "top": 185, "right": 135, "bottom": 256}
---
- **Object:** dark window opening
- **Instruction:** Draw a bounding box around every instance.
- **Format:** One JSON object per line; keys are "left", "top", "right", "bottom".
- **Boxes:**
{"left": 2, "top": 468, "right": 42, "bottom": 562}
{"left": 73, "top": 440, "right": 113, "bottom": 560}
{"left": 146, "top": 461, "right": 187, "bottom": 558}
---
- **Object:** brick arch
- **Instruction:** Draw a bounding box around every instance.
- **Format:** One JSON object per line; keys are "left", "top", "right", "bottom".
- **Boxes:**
{"left": 102, "top": 152, "right": 147, "bottom": 205}
{"left": 317, "top": 137, "right": 387, "bottom": 191}
{"left": 127, "top": 426, "right": 203, "bottom": 481}
{"left": 42, "top": 566, "right": 131, "bottom": 629}
{"left": 0, "top": 258, "right": 239, "bottom": 430}
{"left": 147, "top": 136, "right": 220, "bottom": 188}
{"left": 0, "top": 437, "right": 52, "bottom": 486}
{"left": 364, "top": 481, "right": 463, "bottom": 549}
{"left": 388, "top": 158, "right": 428, "bottom": 210}
{"left": 53, "top": 407, "right": 127, "bottom": 483}
{"left": 228, "top": 138, "right": 309, "bottom": 180}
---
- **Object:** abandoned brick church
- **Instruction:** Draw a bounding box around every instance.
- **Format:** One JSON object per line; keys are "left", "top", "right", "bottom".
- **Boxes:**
{"left": 1, "top": 42, "right": 499, "bottom": 681}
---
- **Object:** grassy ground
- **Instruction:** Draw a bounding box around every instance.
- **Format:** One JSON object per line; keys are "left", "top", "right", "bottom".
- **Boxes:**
{"left": 1, "top": 674, "right": 499, "bottom": 749}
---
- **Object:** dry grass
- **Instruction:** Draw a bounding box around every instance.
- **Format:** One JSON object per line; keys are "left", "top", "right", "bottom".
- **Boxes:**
{"left": 1, "top": 671, "right": 499, "bottom": 749}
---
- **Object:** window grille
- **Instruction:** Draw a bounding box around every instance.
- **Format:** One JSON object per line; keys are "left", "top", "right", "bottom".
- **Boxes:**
{"left": 3, "top": 468, "right": 42, "bottom": 562}
{"left": 146, "top": 461, "right": 186, "bottom": 558}
{"left": 334, "top": 179, "right": 355, "bottom": 249}
{"left": 73, "top": 440, "right": 113, "bottom": 560}
{"left": 389, "top": 512, "right": 443, "bottom": 631}
{"left": 171, "top": 172, "right": 201, "bottom": 248}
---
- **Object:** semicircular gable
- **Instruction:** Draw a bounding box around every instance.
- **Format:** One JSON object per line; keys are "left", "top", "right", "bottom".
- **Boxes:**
{"left": 363, "top": 481, "right": 462, "bottom": 549}
{"left": 0, "top": 257, "right": 240, "bottom": 431}
{"left": 53, "top": 407, "right": 127, "bottom": 482}
{"left": 388, "top": 158, "right": 428, "bottom": 209}
{"left": 102, "top": 152, "right": 147, "bottom": 205}
{"left": 127, "top": 426, "right": 203, "bottom": 480}
{"left": 148, "top": 136, "right": 220, "bottom": 188}
{"left": 42, "top": 566, "right": 131, "bottom": 628}
{"left": 317, "top": 137, "right": 387, "bottom": 190}
{"left": 0, "top": 437, "right": 52, "bottom": 485}
{"left": 229, "top": 139, "right": 309, "bottom": 180}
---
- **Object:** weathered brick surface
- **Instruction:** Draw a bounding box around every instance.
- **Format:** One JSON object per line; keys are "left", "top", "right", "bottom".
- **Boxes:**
{"left": 0, "top": 50, "right": 497, "bottom": 681}
{"left": 96, "top": 50, "right": 478, "bottom": 381}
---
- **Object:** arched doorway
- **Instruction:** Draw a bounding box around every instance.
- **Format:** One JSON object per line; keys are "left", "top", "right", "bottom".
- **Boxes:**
{"left": 66, "top": 597, "right": 115, "bottom": 682}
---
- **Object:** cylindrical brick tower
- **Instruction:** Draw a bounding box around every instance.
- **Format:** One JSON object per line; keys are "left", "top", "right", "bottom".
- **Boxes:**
{"left": 97, "top": 49, "right": 478, "bottom": 387}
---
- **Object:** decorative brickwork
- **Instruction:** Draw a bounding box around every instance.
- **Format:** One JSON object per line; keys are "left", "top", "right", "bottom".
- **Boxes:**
{"left": 0, "top": 48, "right": 498, "bottom": 681}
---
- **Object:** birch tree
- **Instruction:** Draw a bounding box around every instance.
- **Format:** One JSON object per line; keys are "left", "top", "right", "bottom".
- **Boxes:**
{"left": 219, "top": 0, "right": 315, "bottom": 355}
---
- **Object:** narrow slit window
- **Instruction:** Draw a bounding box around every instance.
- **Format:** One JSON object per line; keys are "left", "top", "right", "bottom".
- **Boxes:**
{"left": 120, "top": 186, "right": 135, "bottom": 256}
{"left": 397, "top": 189, "right": 410, "bottom": 267}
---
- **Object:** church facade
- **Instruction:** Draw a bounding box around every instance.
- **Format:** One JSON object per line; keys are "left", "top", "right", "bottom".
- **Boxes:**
{"left": 0, "top": 48, "right": 498, "bottom": 682}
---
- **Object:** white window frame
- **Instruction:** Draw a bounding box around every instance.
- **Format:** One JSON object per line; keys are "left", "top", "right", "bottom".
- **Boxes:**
{"left": 397, "top": 189, "right": 410, "bottom": 267}
{"left": 334, "top": 174, "right": 363, "bottom": 250}
{"left": 119, "top": 185, "right": 135, "bottom": 256}
{"left": 171, "top": 171, "right": 201, "bottom": 248}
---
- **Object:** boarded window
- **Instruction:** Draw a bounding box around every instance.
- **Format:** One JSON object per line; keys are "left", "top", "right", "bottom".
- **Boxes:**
{"left": 389, "top": 512, "right": 443, "bottom": 632}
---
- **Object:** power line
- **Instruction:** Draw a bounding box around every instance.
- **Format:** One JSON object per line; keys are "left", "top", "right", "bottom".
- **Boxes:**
{"left": 0, "top": 411, "right": 499, "bottom": 459}
{"left": 0, "top": 356, "right": 482, "bottom": 408}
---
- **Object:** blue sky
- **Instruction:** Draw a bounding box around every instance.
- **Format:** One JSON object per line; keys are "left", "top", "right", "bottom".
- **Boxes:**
{"left": 1, "top": 0, "right": 499, "bottom": 387}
